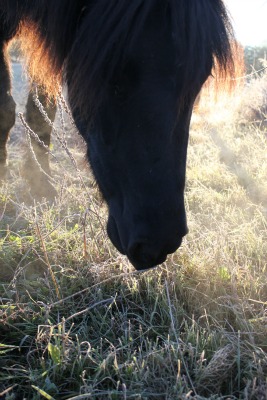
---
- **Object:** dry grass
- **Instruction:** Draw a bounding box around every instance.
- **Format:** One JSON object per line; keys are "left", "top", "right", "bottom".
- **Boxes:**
{"left": 0, "top": 63, "right": 267, "bottom": 399}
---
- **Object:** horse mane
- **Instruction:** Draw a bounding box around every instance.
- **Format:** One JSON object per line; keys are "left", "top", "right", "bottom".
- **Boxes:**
{"left": 16, "top": 0, "right": 236, "bottom": 121}
{"left": 17, "top": 0, "right": 85, "bottom": 94}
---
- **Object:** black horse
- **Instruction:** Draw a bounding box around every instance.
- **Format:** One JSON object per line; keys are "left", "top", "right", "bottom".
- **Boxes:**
{"left": 0, "top": 0, "right": 235, "bottom": 270}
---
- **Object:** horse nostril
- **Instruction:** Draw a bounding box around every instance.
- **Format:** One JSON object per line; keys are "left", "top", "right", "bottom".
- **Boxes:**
{"left": 128, "top": 241, "right": 167, "bottom": 270}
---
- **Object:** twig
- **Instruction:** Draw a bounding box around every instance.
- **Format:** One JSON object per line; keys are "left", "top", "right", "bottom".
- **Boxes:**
{"left": 60, "top": 298, "right": 115, "bottom": 324}
{"left": 0, "top": 384, "right": 18, "bottom": 398}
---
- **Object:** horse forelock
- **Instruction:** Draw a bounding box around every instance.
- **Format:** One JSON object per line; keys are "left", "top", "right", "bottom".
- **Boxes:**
{"left": 66, "top": 0, "right": 158, "bottom": 121}
{"left": 15, "top": 0, "right": 236, "bottom": 123}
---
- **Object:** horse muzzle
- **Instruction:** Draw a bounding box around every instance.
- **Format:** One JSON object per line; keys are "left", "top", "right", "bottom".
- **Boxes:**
{"left": 107, "top": 212, "right": 187, "bottom": 270}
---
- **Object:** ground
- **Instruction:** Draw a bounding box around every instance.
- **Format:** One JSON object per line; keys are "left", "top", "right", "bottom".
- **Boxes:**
{"left": 0, "top": 62, "right": 266, "bottom": 399}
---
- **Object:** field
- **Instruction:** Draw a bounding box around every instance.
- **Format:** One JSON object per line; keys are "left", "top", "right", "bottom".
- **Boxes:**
{"left": 0, "top": 60, "right": 267, "bottom": 399}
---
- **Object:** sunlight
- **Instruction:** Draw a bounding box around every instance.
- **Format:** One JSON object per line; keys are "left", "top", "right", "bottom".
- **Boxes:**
{"left": 225, "top": 0, "right": 267, "bottom": 45}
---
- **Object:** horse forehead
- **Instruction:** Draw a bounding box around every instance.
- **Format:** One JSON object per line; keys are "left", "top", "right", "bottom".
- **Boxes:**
{"left": 128, "top": 23, "right": 176, "bottom": 72}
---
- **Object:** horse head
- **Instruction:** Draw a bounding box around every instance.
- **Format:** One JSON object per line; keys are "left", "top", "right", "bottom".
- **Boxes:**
{"left": 66, "top": 1, "right": 234, "bottom": 269}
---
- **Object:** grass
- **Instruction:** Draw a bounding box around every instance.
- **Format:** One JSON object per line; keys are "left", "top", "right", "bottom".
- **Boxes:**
{"left": 0, "top": 66, "right": 267, "bottom": 399}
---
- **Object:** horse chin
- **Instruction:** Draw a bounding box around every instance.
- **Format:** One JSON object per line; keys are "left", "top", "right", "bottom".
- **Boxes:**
{"left": 106, "top": 214, "right": 161, "bottom": 270}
